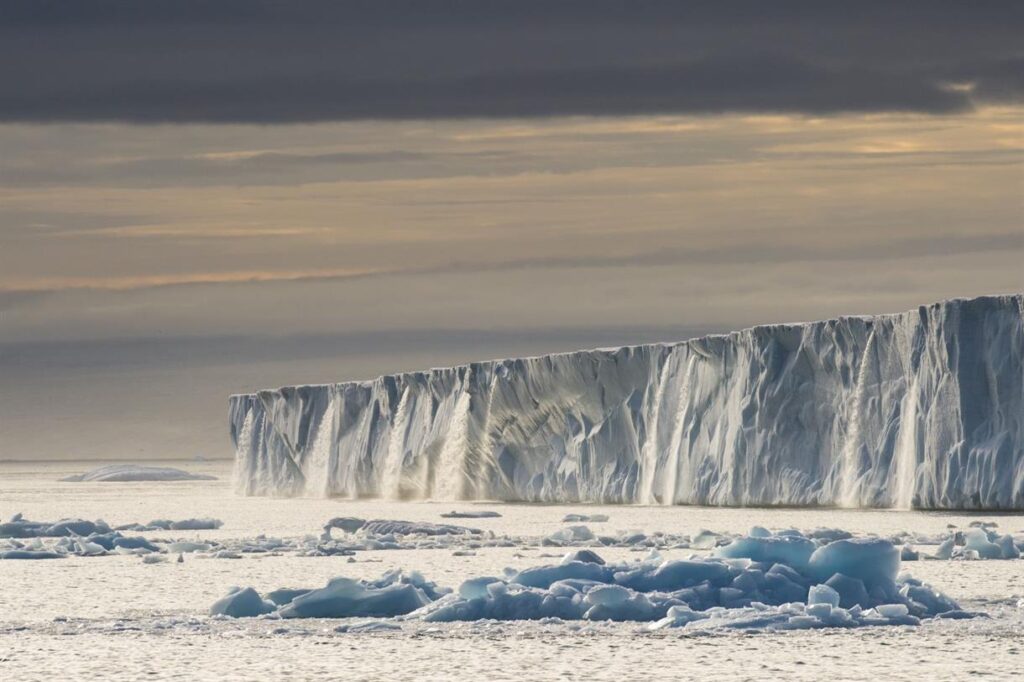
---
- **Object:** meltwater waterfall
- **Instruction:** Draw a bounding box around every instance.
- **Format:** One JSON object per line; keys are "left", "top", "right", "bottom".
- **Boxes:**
{"left": 230, "top": 294, "right": 1024, "bottom": 509}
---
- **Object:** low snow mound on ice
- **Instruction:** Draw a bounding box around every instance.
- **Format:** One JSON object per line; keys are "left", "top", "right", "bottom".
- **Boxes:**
{"left": 61, "top": 465, "right": 216, "bottom": 482}
{"left": 214, "top": 531, "right": 969, "bottom": 632}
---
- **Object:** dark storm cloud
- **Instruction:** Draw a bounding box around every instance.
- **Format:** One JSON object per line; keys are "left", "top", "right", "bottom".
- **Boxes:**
{"left": 0, "top": 1, "right": 1020, "bottom": 122}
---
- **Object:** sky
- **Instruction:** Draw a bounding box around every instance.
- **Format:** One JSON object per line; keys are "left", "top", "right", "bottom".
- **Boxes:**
{"left": 1, "top": 1, "right": 1022, "bottom": 461}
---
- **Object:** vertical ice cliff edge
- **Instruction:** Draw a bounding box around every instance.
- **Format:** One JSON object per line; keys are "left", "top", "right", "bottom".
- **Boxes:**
{"left": 230, "top": 294, "right": 1024, "bottom": 509}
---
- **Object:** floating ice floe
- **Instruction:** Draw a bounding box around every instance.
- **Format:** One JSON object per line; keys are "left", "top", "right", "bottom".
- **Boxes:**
{"left": 0, "top": 513, "right": 220, "bottom": 559}
{"left": 4, "top": 512, "right": 1021, "bottom": 564}
{"left": 211, "top": 529, "right": 975, "bottom": 633}
{"left": 323, "top": 518, "right": 483, "bottom": 538}
{"left": 115, "top": 518, "right": 224, "bottom": 531}
{"left": 562, "top": 514, "right": 609, "bottom": 523}
{"left": 440, "top": 510, "right": 502, "bottom": 519}
{"left": 1, "top": 514, "right": 112, "bottom": 539}
{"left": 60, "top": 464, "right": 216, "bottom": 482}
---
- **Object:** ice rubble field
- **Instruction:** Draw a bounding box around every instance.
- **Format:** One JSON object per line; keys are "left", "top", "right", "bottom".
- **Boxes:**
{"left": 2, "top": 462, "right": 1024, "bottom": 681}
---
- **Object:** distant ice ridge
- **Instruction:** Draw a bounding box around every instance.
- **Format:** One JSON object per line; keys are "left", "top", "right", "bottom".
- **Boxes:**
{"left": 230, "top": 294, "right": 1024, "bottom": 509}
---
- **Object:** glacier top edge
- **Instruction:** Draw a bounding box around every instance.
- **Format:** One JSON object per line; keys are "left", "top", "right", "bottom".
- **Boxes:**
{"left": 229, "top": 292, "right": 1023, "bottom": 398}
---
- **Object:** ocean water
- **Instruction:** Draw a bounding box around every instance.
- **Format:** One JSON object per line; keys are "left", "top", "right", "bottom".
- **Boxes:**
{"left": 1, "top": 460, "right": 1022, "bottom": 681}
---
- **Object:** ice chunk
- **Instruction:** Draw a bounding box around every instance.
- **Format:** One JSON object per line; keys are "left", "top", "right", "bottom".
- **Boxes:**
{"left": 691, "top": 530, "right": 723, "bottom": 550}
{"left": 266, "top": 588, "right": 313, "bottom": 606}
{"left": 561, "top": 549, "right": 605, "bottom": 565}
{"left": 210, "top": 587, "right": 276, "bottom": 618}
{"left": 648, "top": 605, "right": 705, "bottom": 630}
{"left": 582, "top": 585, "right": 659, "bottom": 622}
{"left": 45, "top": 519, "right": 111, "bottom": 537}
{"left": 279, "top": 573, "right": 441, "bottom": 619}
{"left": 0, "top": 549, "right": 65, "bottom": 559}
{"left": 75, "top": 539, "right": 107, "bottom": 556}
{"left": 458, "top": 577, "right": 504, "bottom": 600}
{"left": 562, "top": 514, "right": 609, "bottom": 523}
{"left": 61, "top": 465, "right": 216, "bottom": 482}
{"left": 933, "top": 538, "right": 955, "bottom": 560}
{"left": 963, "top": 528, "right": 1002, "bottom": 559}
{"left": 808, "top": 538, "right": 900, "bottom": 586}
{"left": 714, "top": 535, "right": 816, "bottom": 570}
{"left": 544, "top": 525, "right": 595, "bottom": 546}
{"left": 512, "top": 561, "right": 611, "bottom": 589}
{"left": 807, "top": 584, "right": 840, "bottom": 608}
{"left": 0, "top": 519, "right": 48, "bottom": 538}
{"left": 805, "top": 603, "right": 832, "bottom": 619}
{"left": 875, "top": 603, "right": 909, "bottom": 619}
{"left": 155, "top": 518, "right": 223, "bottom": 531}
{"left": 824, "top": 573, "right": 870, "bottom": 609}
{"left": 112, "top": 536, "right": 159, "bottom": 552}
{"left": 997, "top": 534, "right": 1021, "bottom": 559}
{"left": 615, "top": 560, "right": 733, "bottom": 592}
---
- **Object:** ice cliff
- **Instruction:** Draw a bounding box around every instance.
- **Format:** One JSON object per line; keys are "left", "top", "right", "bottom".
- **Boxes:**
{"left": 230, "top": 294, "right": 1024, "bottom": 509}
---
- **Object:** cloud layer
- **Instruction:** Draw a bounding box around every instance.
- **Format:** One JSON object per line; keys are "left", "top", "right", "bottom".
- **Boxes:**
{"left": 1, "top": 1, "right": 1021, "bottom": 122}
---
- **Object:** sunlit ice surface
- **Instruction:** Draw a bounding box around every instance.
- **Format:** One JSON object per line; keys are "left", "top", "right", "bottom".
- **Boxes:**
{"left": 1, "top": 460, "right": 1022, "bottom": 681}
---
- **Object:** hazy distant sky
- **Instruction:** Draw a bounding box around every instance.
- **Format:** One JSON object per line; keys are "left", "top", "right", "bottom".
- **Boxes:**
{"left": 1, "top": 2, "right": 1022, "bottom": 460}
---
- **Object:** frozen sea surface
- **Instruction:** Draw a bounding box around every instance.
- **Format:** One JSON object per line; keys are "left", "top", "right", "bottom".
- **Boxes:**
{"left": 1, "top": 460, "right": 1022, "bottom": 681}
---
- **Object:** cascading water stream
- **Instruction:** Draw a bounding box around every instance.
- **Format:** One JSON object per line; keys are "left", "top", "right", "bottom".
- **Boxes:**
{"left": 303, "top": 391, "right": 336, "bottom": 497}
{"left": 892, "top": 375, "right": 920, "bottom": 510}
{"left": 638, "top": 357, "right": 671, "bottom": 504}
{"left": 381, "top": 385, "right": 412, "bottom": 499}
{"left": 839, "top": 326, "right": 876, "bottom": 507}
{"left": 432, "top": 384, "right": 473, "bottom": 500}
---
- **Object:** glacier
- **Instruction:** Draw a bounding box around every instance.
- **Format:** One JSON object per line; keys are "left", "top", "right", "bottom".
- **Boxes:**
{"left": 230, "top": 294, "right": 1024, "bottom": 509}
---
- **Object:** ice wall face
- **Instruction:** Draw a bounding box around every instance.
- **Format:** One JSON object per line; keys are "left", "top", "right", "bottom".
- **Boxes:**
{"left": 230, "top": 294, "right": 1024, "bottom": 509}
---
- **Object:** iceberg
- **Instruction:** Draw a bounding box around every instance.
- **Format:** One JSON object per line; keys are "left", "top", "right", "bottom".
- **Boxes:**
{"left": 210, "top": 587, "right": 276, "bottom": 618}
{"left": 278, "top": 570, "right": 447, "bottom": 619}
{"left": 61, "top": 465, "right": 216, "bottom": 482}
{"left": 232, "top": 294, "right": 1023, "bottom": 509}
